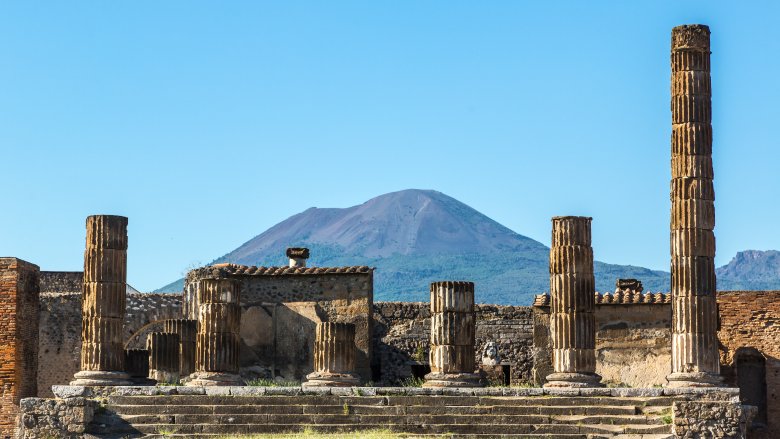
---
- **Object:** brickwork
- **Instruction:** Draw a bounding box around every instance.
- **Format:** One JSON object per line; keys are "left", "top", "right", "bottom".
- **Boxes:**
{"left": 0, "top": 257, "right": 40, "bottom": 439}
{"left": 717, "top": 291, "right": 780, "bottom": 438}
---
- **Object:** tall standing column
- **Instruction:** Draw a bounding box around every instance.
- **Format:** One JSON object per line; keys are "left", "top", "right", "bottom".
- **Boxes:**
{"left": 423, "top": 281, "right": 481, "bottom": 388}
{"left": 545, "top": 216, "right": 602, "bottom": 388}
{"left": 187, "top": 278, "right": 243, "bottom": 386}
{"left": 303, "top": 322, "right": 360, "bottom": 387}
{"left": 72, "top": 215, "right": 131, "bottom": 386}
{"left": 667, "top": 24, "right": 722, "bottom": 387}
{"left": 164, "top": 319, "right": 197, "bottom": 377}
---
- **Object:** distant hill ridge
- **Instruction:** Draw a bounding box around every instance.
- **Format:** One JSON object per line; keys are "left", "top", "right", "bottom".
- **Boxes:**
{"left": 156, "top": 189, "right": 779, "bottom": 305}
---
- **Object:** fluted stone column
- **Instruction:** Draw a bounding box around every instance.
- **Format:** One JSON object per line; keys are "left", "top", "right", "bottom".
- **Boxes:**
{"left": 667, "top": 24, "right": 722, "bottom": 388}
{"left": 424, "top": 281, "right": 481, "bottom": 388}
{"left": 545, "top": 216, "right": 602, "bottom": 388}
{"left": 304, "top": 322, "right": 360, "bottom": 387}
{"left": 187, "top": 278, "right": 243, "bottom": 386}
{"left": 147, "top": 332, "right": 181, "bottom": 384}
{"left": 72, "top": 215, "right": 131, "bottom": 386}
{"left": 164, "top": 319, "right": 197, "bottom": 377}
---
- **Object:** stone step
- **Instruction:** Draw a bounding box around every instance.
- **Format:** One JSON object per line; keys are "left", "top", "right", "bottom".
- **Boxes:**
{"left": 105, "top": 413, "right": 664, "bottom": 426}
{"left": 107, "top": 403, "right": 641, "bottom": 416}
{"left": 124, "top": 423, "right": 671, "bottom": 436}
{"left": 104, "top": 394, "right": 675, "bottom": 407}
{"left": 140, "top": 435, "right": 605, "bottom": 439}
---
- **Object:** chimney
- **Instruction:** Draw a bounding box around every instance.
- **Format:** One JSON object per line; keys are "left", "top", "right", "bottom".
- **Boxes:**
{"left": 286, "top": 247, "right": 310, "bottom": 268}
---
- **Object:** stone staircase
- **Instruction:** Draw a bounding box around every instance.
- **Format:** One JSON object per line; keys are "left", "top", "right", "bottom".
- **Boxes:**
{"left": 90, "top": 393, "right": 675, "bottom": 438}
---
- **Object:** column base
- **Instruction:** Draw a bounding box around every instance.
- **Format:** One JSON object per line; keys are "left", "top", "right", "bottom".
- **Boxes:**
{"left": 150, "top": 370, "right": 180, "bottom": 385}
{"left": 544, "top": 372, "right": 603, "bottom": 388}
{"left": 303, "top": 371, "right": 361, "bottom": 388}
{"left": 186, "top": 371, "right": 244, "bottom": 386}
{"left": 423, "top": 372, "right": 483, "bottom": 388}
{"left": 665, "top": 371, "right": 723, "bottom": 388}
{"left": 71, "top": 370, "right": 132, "bottom": 386}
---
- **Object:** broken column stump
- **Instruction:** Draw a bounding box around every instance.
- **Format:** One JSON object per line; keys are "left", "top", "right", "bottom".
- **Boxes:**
{"left": 187, "top": 278, "right": 243, "bottom": 386}
{"left": 545, "top": 216, "right": 602, "bottom": 388}
{"left": 304, "top": 322, "right": 360, "bottom": 387}
{"left": 164, "top": 319, "right": 197, "bottom": 377}
{"left": 424, "top": 281, "right": 482, "bottom": 388}
{"left": 667, "top": 24, "right": 722, "bottom": 388}
{"left": 147, "top": 332, "right": 181, "bottom": 384}
{"left": 72, "top": 215, "right": 131, "bottom": 386}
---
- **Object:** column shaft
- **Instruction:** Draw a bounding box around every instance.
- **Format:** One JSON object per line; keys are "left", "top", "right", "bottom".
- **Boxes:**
{"left": 147, "top": 332, "right": 181, "bottom": 384}
{"left": 424, "top": 281, "right": 481, "bottom": 387}
{"left": 304, "top": 322, "right": 360, "bottom": 387}
{"left": 164, "top": 319, "right": 197, "bottom": 377}
{"left": 72, "top": 215, "right": 131, "bottom": 385}
{"left": 667, "top": 24, "right": 721, "bottom": 387}
{"left": 545, "top": 216, "right": 601, "bottom": 388}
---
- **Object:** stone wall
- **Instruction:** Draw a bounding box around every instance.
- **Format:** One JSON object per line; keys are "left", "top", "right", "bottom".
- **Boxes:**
{"left": 39, "top": 272, "right": 81, "bottom": 294}
{"left": 0, "top": 257, "right": 40, "bottom": 439}
{"left": 533, "top": 294, "right": 673, "bottom": 387}
{"left": 372, "top": 302, "right": 533, "bottom": 385}
{"left": 16, "top": 397, "right": 96, "bottom": 439}
{"left": 36, "top": 292, "right": 183, "bottom": 397}
{"left": 185, "top": 265, "right": 374, "bottom": 381}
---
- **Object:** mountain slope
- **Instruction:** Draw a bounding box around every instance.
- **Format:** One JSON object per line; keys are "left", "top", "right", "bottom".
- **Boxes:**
{"left": 716, "top": 250, "right": 780, "bottom": 290}
{"left": 156, "top": 189, "right": 775, "bottom": 304}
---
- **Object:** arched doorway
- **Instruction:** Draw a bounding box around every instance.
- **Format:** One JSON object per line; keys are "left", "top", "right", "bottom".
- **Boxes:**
{"left": 735, "top": 347, "right": 767, "bottom": 428}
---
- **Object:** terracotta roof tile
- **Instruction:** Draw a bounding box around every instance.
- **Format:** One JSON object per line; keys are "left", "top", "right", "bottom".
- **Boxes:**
{"left": 191, "top": 263, "right": 373, "bottom": 278}
{"left": 533, "top": 291, "right": 671, "bottom": 307}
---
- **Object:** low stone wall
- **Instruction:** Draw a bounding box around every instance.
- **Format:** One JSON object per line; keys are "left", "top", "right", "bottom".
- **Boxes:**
{"left": 673, "top": 400, "right": 755, "bottom": 439}
{"left": 372, "top": 302, "right": 534, "bottom": 385}
{"left": 16, "top": 397, "right": 97, "bottom": 439}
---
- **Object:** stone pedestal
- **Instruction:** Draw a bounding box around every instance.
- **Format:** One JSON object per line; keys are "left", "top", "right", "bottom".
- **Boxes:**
{"left": 424, "top": 281, "right": 481, "bottom": 388}
{"left": 667, "top": 24, "right": 722, "bottom": 388}
{"left": 545, "top": 216, "right": 602, "bottom": 388}
{"left": 188, "top": 278, "right": 243, "bottom": 386}
{"left": 304, "top": 322, "right": 360, "bottom": 387}
{"left": 72, "top": 215, "right": 131, "bottom": 386}
{"left": 147, "top": 332, "right": 181, "bottom": 384}
{"left": 164, "top": 319, "right": 197, "bottom": 377}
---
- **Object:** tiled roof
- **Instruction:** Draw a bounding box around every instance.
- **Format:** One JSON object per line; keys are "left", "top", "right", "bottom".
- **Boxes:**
{"left": 533, "top": 290, "right": 671, "bottom": 307}
{"left": 201, "top": 263, "right": 373, "bottom": 276}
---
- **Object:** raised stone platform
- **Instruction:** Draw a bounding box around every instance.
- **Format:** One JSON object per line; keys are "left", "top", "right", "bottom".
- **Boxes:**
{"left": 17, "top": 386, "right": 751, "bottom": 438}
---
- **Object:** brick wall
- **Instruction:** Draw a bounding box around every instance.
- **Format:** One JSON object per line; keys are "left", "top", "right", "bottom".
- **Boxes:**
{"left": 372, "top": 302, "right": 534, "bottom": 385}
{"left": 0, "top": 257, "right": 40, "bottom": 439}
{"left": 717, "top": 290, "right": 780, "bottom": 438}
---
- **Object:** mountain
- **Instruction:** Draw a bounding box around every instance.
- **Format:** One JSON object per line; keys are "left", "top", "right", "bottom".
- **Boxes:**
{"left": 157, "top": 189, "right": 675, "bottom": 305}
{"left": 716, "top": 250, "right": 780, "bottom": 290}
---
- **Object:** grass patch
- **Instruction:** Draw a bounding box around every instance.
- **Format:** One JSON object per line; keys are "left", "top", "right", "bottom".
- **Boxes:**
{"left": 398, "top": 376, "right": 425, "bottom": 388}
{"left": 246, "top": 378, "right": 301, "bottom": 387}
{"left": 661, "top": 414, "right": 673, "bottom": 425}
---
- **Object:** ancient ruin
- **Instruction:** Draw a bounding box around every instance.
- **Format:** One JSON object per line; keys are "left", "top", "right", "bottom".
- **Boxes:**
{"left": 188, "top": 277, "right": 243, "bottom": 386}
{"left": 163, "top": 318, "right": 197, "bottom": 377}
{"left": 147, "top": 332, "right": 181, "bottom": 384}
{"left": 424, "top": 281, "right": 481, "bottom": 387}
{"left": 304, "top": 322, "right": 360, "bottom": 387}
{"left": 71, "top": 215, "right": 131, "bottom": 386}
{"left": 4, "top": 23, "right": 774, "bottom": 439}
{"left": 667, "top": 24, "right": 722, "bottom": 388}
{"left": 545, "top": 216, "right": 601, "bottom": 388}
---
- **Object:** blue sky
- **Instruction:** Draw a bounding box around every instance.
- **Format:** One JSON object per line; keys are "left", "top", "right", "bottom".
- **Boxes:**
{"left": 2, "top": 1, "right": 778, "bottom": 291}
